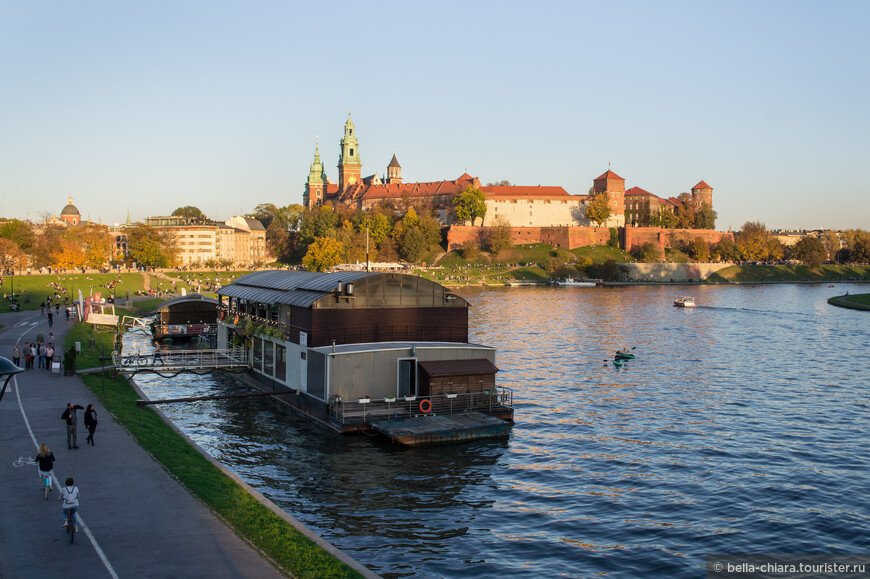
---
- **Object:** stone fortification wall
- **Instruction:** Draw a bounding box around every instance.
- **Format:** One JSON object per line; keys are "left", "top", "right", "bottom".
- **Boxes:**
{"left": 624, "top": 227, "right": 733, "bottom": 253}
{"left": 624, "top": 262, "right": 733, "bottom": 281}
{"left": 447, "top": 226, "right": 611, "bottom": 251}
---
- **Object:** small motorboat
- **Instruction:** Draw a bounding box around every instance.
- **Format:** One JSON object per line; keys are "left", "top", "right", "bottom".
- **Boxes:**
{"left": 555, "top": 278, "right": 597, "bottom": 287}
{"left": 674, "top": 297, "right": 696, "bottom": 308}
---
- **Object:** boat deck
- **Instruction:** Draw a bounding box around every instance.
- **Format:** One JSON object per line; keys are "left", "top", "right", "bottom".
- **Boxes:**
{"left": 371, "top": 412, "right": 511, "bottom": 446}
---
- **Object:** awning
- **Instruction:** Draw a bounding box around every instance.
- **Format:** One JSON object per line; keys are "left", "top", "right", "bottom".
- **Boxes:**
{"left": 418, "top": 358, "right": 499, "bottom": 377}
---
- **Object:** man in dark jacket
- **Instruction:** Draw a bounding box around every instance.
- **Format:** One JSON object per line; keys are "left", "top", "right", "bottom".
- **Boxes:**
{"left": 61, "top": 403, "right": 84, "bottom": 449}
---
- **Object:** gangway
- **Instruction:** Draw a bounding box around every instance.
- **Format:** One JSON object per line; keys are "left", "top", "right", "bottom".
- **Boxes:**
{"left": 112, "top": 347, "right": 249, "bottom": 375}
{"left": 122, "top": 315, "right": 152, "bottom": 334}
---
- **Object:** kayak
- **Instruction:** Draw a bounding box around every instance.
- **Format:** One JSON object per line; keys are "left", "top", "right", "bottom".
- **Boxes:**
{"left": 613, "top": 359, "right": 623, "bottom": 367}
{"left": 615, "top": 352, "right": 635, "bottom": 360}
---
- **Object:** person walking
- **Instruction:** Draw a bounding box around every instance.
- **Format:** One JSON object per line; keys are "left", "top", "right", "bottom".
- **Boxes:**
{"left": 47, "top": 310, "right": 54, "bottom": 328}
{"left": 12, "top": 343, "right": 21, "bottom": 367}
{"left": 84, "top": 404, "right": 98, "bottom": 446}
{"left": 61, "top": 403, "right": 84, "bottom": 449}
{"left": 64, "top": 307, "right": 70, "bottom": 321}
{"left": 37, "top": 342, "right": 45, "bottom": 369}
{"left": 58, "top": 477, "right": 80, "bottom": 530}
{"left": 45, "top": 344, "right": 55, "bottom": 371}
{"left": 34, "top": 443, "right": 55, "bottom": 492}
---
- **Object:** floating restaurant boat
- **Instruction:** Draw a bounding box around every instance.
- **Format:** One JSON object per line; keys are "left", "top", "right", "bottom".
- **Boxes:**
{"left": 553, "top": 278, "right": 597, "bottom": 287}
{"left": 152, "top": 293, "right": 219, "bottom": 343}
{"left": 216, "top": 271, "right": 514, "bottom": 445}
{"left": 673, "top": 296, "right": 696, "bottom": 308}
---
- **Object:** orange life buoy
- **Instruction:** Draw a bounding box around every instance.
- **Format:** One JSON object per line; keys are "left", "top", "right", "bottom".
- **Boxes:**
{"left": 419, "top": 399, "right": 431, "bottom": 413}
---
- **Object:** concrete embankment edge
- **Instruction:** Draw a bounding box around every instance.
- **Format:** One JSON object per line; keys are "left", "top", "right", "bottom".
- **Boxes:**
{"left": 129, "top": 377, "right": 381, "bottom": 579}
{"left": 827, "top": 294, "right": 870, "bottom": 311}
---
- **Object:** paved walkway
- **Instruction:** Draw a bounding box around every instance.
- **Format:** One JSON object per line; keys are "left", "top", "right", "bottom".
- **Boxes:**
{"left": 0, "top": 310, "right": 287, "bottom": 579}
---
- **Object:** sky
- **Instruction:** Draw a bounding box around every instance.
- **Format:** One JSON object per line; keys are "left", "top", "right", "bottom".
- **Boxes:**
{"left": 1, "top": 1, "right": 868, "bottom": 231}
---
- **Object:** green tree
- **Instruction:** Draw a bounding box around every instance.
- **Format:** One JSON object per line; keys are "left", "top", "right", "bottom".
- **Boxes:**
{"left": 637, "top": 242, "right": 663, "bottom": 263}
{"left": 851, "top": 236, "right": 870, "bottom": 263}
{"left": 793, "top": 236, "right": 826, "bottom": 267}
{"left": 302, "top": 236, "right": 343, "bottom": 271}
{"left": 659, "top": 207, "right": 678, "bottom": 229}
{"left": 695, "top": 203, "right": 717, "bottom": 230}
{"left": 688, "top": 237, "right": 710, "bottom": 261}
{"left": 400, "top": 227, "right": 426, "bottom": 262}
{"left": 487, "top": 216, "right": 512, "bottom": 255}
{"left": 453, "top": 186, "right": 487, "bottom": 226}
{"left": 0, "top": 219, "right": 35, "bottom": 253}
{"left": 299, "top": 205, "right": 340, "bottom": 244}
{"left": 128, "top": 224, "right": 173, "bottom": 267}
{"left": 713, "top": 237, "right": 740, "bottom": 262}
{"left": 417, "top": 215, "right": 444, "bottom": 250}
{"left": 171, "top": 206, "right": 207, "bottom": 221}
{"left": 585, "top": 192, "right": 611, "bottom": 227}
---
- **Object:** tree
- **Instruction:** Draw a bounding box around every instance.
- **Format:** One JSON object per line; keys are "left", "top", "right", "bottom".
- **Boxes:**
{"left": 69, "top": 224, "right": 114, "bottom": 268}
{"left": 689, "top": 237, "right": 710, "bottom": 261}
{"left": 675, "top": 193, "right": 696, "bottom": 229}
{"left": 695, "top": 203, "right": 717, "bottom": 230}
{"left": 851, "top": 236, "right": 870, "bottom": 263}
{"left": 376, "top": 237, "right": 399, "bottom": 262}
{"left": 0, "top": 238, "right": 24, "bottom": 272}
{"left": 713, "top": 237, "right": 740, "bottom": 262}
{"left": 636, "top": 242, "right": 663, "bottom": 263}
{"left": 793, "top": 236, "right": 826, "bottom": 267}
{"left": 400, "top": 228, "right": 427, "bottom": 262}
{"left": 128, "top": 225, "right": 174, "bottom": 267}
{"left": 52, "top": 239, "right": 87, "bottom": 270}
{"left": 585, "top": 192, "right": 611, "bottom": 227}
{"left": 0, "top": 219, "right": 35, "bottom": 253}
{"left": 485, "top": 180, "right": 512, "bottom": 186}
{"left": 461, "top": 240, "right": 480, "bottom": 260}
{"left": 658, "top": 207, "right": 678, "bottom": 229}
{"left": 736, "top": 221, "right": 774, "bottom": 261}
{"left": 453, "top": 186, "right": 487, "bottom": 226}
{"left": 172, "top": 206, "right": 207, "bottom": 221}
{"left": 487, "top": 216, "right": 512, "bottom": 255}
{"left": 417, "top": 215, "right": 444, "bottom": 250}
{"left": 302, "top": 237, "right": 343, "bottom": 271}
{"left": 299, "top": 205, "right": 340, "bottom": 243}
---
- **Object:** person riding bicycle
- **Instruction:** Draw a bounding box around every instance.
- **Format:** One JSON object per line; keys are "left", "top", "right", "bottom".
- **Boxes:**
{"left": 34, "top": 443, "right": 55, "bottom": 492}
{"left": 58, "top": 477, "right": 80, "bottom": 530}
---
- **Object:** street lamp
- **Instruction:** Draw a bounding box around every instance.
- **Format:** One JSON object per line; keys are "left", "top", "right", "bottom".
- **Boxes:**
{"left": 0, "top": 356, "right": 25, "bottom": 405}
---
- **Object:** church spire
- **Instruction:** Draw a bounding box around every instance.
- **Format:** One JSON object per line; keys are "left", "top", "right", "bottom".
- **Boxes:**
{"left": 304, "top": 140, "right": 328, "bottom": 208}
{"left": 338, "top": 114, "right": 362, "bottom": 191}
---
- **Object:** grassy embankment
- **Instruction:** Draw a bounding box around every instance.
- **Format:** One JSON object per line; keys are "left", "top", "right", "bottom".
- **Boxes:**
{"left": 0, "top": 273, "right": 146, "bottom": 312}
{"left": 828, "top": 293, "right": 870, "bottom": 310}
{"left": 157, "top": 271, "right": 250, "bottom": 297}
{"left": 708, "top": 265, "right": 870, "bottom": 283}
{"left": 416, "top": 244, "right": 632, "bottom": 285}
{"left": 66, "top": 320, "right": 364, "bottom": 579}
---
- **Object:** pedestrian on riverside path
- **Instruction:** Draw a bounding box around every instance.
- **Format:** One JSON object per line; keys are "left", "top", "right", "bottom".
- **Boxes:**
{"left": 61, "top": 403, "right": 84, "bottom": 449}
{"left": 37, "top": 342, "right": 45, "bottom": 369}
{"left": 30, "top": 343, "right": 38, "bottom": 369}
{"left": 45, "top": 345, "right": 54, "bottom": 371}
{"left": 23, "top": 343, "right": 32, "bottom": 369}
{"left": 64, "top": 307, "right": 70, "bottom": 322}
{"left": 47, "top": 310, "right": 54, "bottom": 328}
{"left": 84, "top": 404, "right": 98, "bottom": 445}
{"left": 12, "top": 343, "right": 21, "bottom": 367}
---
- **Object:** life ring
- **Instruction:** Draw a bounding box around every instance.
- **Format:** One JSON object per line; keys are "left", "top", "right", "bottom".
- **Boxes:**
{"left": 419, "top": 399, "right": 431, "bottom": 413}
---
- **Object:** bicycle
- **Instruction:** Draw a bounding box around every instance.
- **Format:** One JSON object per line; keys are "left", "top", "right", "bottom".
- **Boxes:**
{"left": 42, "top": 472, "right": 52, "bottom": 500}
{"left": 65, "top": 507, "right": 77, "bottom": 543}
{"left": 121, "top": 350, "right": 148, "bottom": 367}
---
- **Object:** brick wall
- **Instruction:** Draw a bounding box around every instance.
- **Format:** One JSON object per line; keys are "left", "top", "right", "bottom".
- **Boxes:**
{"left": 447, "top": 225, "right": 611, "bottom": 251}
{"left": 624, "top": 226, "right": 733, "bottom": 253}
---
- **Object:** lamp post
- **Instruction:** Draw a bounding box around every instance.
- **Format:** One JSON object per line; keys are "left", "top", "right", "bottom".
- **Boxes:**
{"left": 0, "top": 356, "right": 25, "bottom": 405}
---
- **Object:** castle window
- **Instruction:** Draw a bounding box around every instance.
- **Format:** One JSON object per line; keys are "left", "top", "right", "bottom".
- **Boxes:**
{"left": 350, "top": 148, "right": 354, "bottom": 156}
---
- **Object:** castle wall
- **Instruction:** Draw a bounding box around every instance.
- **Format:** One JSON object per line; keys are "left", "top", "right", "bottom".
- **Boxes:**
{"left": 447, "top": 225, "right": 611, "bottom": 251}
{"left": 624, "top": 226, "right": 733, "bottom": 253}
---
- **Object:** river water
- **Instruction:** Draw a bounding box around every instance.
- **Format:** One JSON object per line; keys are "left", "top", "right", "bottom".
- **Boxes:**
{"left": 128, "top": 283, "right": 870, "bottom": 578}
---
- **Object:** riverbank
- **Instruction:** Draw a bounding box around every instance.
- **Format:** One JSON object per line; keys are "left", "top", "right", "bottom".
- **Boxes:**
{"left": 827, "top": 292, "right": 870, "bottom": 311}
{"left": 66, "top": 322, "right": 375, "bottom": 579}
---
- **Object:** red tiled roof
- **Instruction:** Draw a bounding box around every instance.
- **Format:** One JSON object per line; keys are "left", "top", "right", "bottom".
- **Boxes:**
{"left": 336, "top": 174, "right": 477, "bottom": 203}
{"left": 418, "top": 358, "right": 499, "bottom": 377}
{"left": 625, "top": 186, "right": 654, "bottom": 197}
{"left": 594, "top": 170, "right": 625, "bottom": 181}
{"left": 692, "top": 180, "right": 712, "bottom": 190}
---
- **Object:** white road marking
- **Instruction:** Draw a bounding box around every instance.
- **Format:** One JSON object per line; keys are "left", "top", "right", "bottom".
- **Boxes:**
{"left": 12, "top": 321, "right": 119, "bottom": 579}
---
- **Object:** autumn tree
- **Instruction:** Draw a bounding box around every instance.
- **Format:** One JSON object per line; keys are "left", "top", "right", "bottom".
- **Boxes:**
{"left": 585, "top": 192, "right": 611, "bottom": 227}
{"left": 128, "top": 225, "right": 175, "bottom": 267}
{"left": 453, "top": 186, "right": 486, "bottom": 226}
{"left": 675, "top": 193, "right": 696, "bottom": 229}
{"left": 689, "top": 237, "right": 710, "bottom": 261}
{"left": 53, "top": 239, "right": 87, "bottom": 270}
{"left": 302, "top": 236, "right": 343, "bottom": 271}
{"left": 695, "top": 203, "right": 717, "bottom": 230}
{"left": 713, "top": 237, "right": 740, "bottom": 262}
{"left": 793, "top": 236, "right": 826, "bottom": 267}
{"left": 0, "top": 219, "right": 35, "bottom": 253}
{"left": 69, "top": 224, "right": 113, "bottom": 268}
{"left": 487, "top": 216, "right": 512, "bottom": 255}
{"left": 0, "top": 238, "right": 25, "bottom": 272}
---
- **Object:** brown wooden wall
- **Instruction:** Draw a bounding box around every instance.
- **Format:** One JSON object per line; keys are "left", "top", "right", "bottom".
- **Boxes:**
{"left": 310, "top": 307, "right": 468, "bottom": 347}
{"left": 422, "top": 372, "right": 496, "bottom": 396}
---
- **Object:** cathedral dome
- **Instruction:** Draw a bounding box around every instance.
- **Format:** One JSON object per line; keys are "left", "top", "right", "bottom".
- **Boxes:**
{"left": 61, "top": 196, "right": 80, "bottom": 217}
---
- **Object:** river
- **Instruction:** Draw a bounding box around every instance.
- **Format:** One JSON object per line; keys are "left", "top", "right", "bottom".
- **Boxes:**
{"left": 128, "top": 283, "right": 870, "bottom": 578}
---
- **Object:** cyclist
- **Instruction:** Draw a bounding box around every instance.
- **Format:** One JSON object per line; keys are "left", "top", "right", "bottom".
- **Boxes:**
{"left": 34, "top": 444, "right": 55, "bottom": 492}
{"left": 58, "top": 477, "right": 80, "bottom": 531}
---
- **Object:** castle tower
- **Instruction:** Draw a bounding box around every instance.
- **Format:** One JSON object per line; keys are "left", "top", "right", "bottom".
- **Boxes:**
{"left": 592, "top": 170, "right": 626, "bottom": 227}
{"left": 304, "top": 143, "right": 329, "bottom": 208}
{"left": 386, "top": 154, "right": 402, "bottom": 184}
{"left": 691, "top": 180, "right": 713, "bottom": 209}
{"left": 337, "top": 114, "right": 362, "bottom": 191}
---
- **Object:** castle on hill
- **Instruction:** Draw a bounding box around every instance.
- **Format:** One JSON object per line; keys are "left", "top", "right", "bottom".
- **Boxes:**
{"left": 303, "top": 115, "right": 714, "bottom": 232}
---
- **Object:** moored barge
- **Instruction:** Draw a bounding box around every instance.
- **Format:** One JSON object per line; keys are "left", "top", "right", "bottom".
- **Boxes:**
{"left": 216, "top": 271, "right": 513, "bottom": 445}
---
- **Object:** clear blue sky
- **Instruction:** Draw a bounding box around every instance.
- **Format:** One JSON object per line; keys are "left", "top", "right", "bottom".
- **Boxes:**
{"left": 1, "top": 1, "right": 868, "bottom": 231}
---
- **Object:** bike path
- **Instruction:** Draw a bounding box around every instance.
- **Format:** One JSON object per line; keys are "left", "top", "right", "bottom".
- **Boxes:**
{"left": 0, "top": 311, "right": 287, "bottom": 579}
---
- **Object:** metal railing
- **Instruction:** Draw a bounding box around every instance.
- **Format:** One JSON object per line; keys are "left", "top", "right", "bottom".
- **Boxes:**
{"left": 113, "top": 347, "right": 248, "bottom": 372}
{"left": 327, "top": 386, "right": 514, "bottom": 426}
